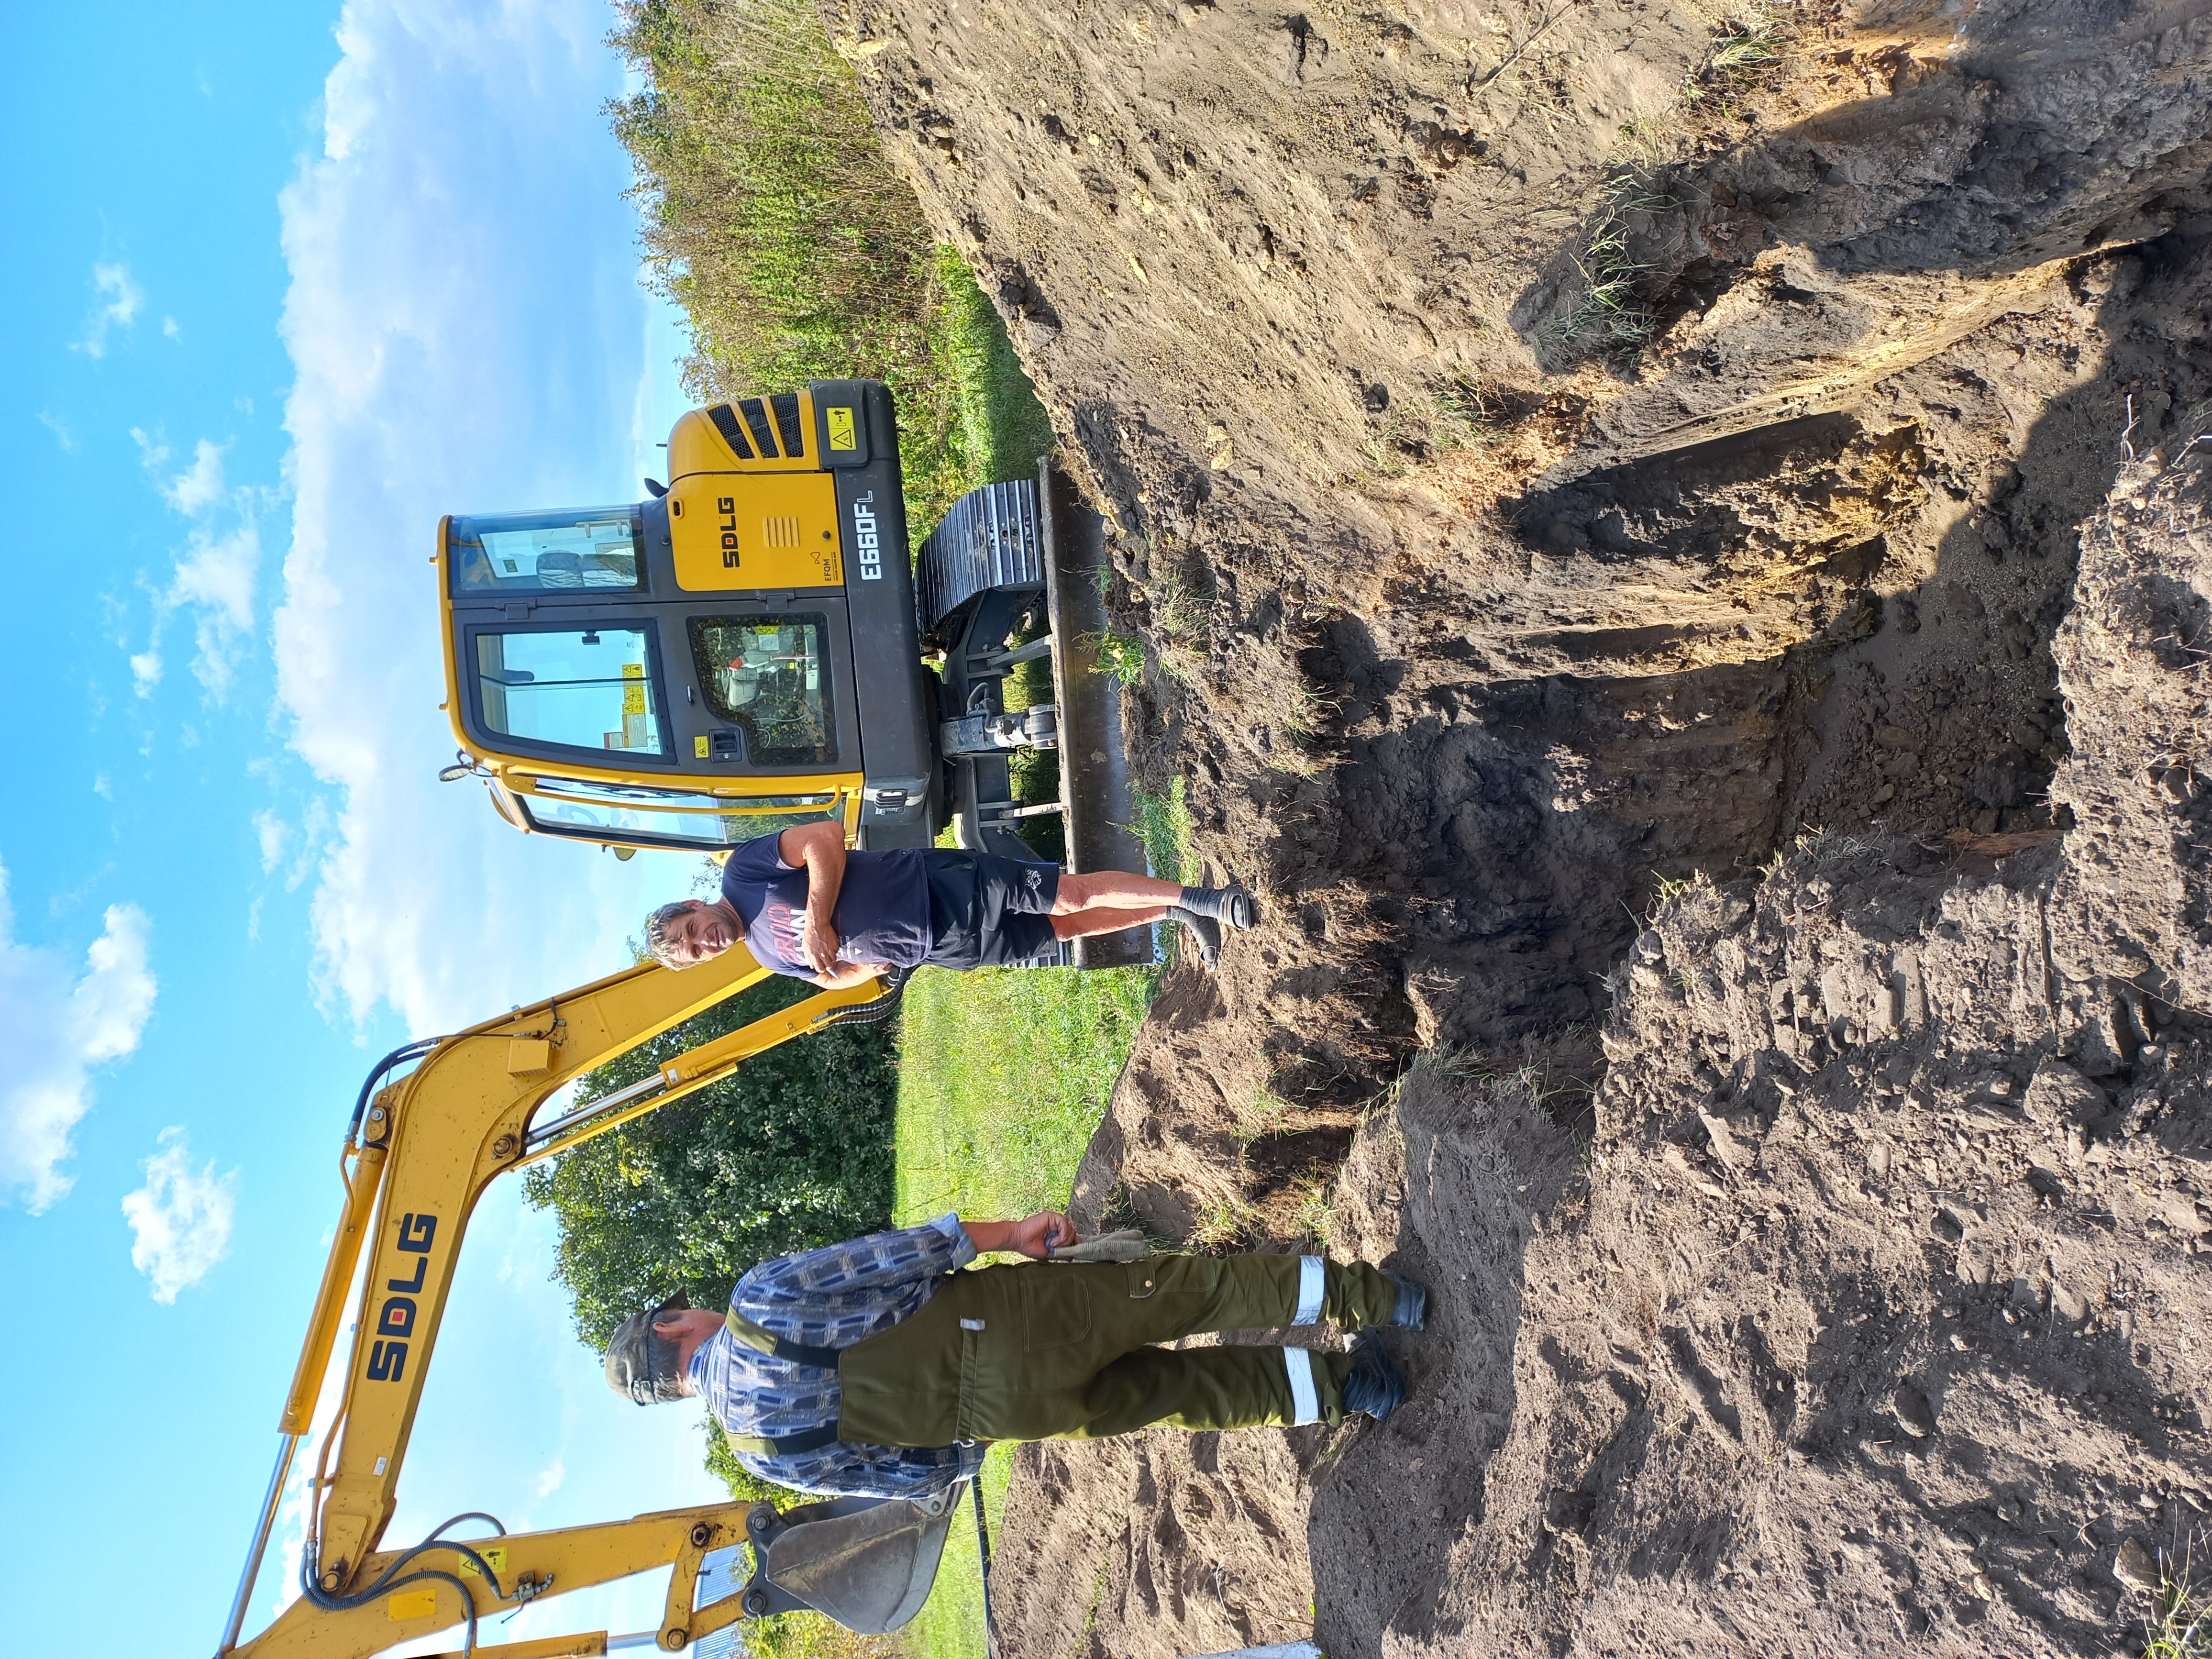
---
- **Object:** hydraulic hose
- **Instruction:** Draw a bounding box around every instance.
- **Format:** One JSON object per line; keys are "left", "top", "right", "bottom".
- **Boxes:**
{"left": 300, "top": 1512, "right": 508, "bottom": 1659}
{"left": 344, "top": 1037, "right": 446, "bottom": 1141}
{"left": 811, "top": 968, "right": 911, "bottom": 1030}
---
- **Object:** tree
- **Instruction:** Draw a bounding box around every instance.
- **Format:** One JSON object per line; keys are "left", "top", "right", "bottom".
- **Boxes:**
{"left": 522, "top": 973, "right": 895, "bottom": 1348}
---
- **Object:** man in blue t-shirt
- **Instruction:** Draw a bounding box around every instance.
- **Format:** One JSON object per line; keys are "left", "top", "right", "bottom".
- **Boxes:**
{"left": 642, "top": 822, "right": 1252, "bottom": 985}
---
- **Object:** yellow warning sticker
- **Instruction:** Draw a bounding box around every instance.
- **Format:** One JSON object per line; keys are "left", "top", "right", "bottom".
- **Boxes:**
{"left": 458, "top": 1546, "right": 508, "bottom": 1578}
{"left": 622, "top": 662, "right": 645, "bottom": 716}
{"left": 826, "top": 407, "right": 857, "bottom": 451}
{"left": 694, "top": 735, "right": 711, "bottom": 759}
{"left": 388, "top": 1587, "right": 437, "bottom": 1621}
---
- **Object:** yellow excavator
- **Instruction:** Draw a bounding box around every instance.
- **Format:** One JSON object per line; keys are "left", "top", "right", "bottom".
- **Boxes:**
{"left": 432, "top": 379, "right": 1138, "bottom": 883}
{"left": 209, "top": 382, "right": 1154, "bottom": 1659}
{"left": 212, "top": 949, "right": 961, "bottom": 1659}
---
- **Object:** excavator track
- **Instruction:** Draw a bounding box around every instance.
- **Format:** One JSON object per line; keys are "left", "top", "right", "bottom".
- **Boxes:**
{"left": 916, "top": 479, "right": 1045, "bottom": 640}
{"left": 915, "top": 461, "right": 1150, "bottom": 967}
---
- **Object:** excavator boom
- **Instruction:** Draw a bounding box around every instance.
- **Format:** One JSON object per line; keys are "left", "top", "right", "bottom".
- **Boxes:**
{"left": 218, "top": 946, "right": 895, "bottom": 1659}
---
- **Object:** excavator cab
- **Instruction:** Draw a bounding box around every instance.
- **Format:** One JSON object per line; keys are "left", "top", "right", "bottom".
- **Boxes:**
{"left": 436, "top": 381, "right": 941, "bottom": 854}
{"left": 437, "top": 379, "right": 1155, "bottom": 952}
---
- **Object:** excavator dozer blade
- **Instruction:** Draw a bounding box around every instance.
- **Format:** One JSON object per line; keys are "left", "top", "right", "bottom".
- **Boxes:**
{"left": 763, "top": 1494, "right": 957, "bottom": 1634}
{"left": 1035, "top": 457, "right": 1151, "bottom": 966}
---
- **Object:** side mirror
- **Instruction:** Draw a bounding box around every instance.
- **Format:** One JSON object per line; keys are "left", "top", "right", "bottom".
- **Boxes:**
{"left": 608, "top": 845, "right": 637, "bottom": 862}
{"left": 643, "top": 477, "right": 669, "bottom": 498}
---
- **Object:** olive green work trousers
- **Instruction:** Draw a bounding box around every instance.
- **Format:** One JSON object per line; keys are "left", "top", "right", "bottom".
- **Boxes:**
{"left": 834, "top": 1252, "right": 1398, "bottom": 1448}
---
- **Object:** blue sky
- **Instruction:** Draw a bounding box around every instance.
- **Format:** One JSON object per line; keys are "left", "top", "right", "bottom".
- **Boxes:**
{"left": 0, "top": 2, "right": 733, "bottom": 1651}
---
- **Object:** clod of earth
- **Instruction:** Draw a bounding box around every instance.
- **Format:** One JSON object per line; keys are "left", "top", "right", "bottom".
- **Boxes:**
{"left": 842, "top": 0, "right": 2212, "bottom": 1652}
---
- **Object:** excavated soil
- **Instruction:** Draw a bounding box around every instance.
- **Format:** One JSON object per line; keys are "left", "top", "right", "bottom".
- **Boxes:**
{"left": 833, "top": 0, "right": 2212, "bottom": 1650}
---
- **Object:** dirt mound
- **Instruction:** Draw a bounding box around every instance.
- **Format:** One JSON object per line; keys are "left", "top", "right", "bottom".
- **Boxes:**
{"left": 852, "top": 0, "right": 2212, "bottom": 1120}
{"left": 836, "top": 0, "right": 2212, "bottom": 1648}
{"left": 991, "top": 452, "right": 2212, "bottom": 1657}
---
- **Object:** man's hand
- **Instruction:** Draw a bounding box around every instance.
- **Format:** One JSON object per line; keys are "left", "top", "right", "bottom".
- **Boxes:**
{"left": 961, "top": 1212, "right": 1080, "bottom": 1259}
{"left": 811, "top": 959, "right": 890, "bottom": 991}
{"left": 1009, "top": 1211, "right": 1077, "bottom": 1259}
{"left": 802, "top": 907, "right": 842, "bottom": 975}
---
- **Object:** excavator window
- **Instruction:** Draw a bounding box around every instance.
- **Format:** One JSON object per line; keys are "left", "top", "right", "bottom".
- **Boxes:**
{"left": 687, "top": 614, "right": 837, "bottom": 765}
{"left": 475, "top": 626, "right": 667, "bottom": 757}
{"left": 446, "top": 507, "right": 642, "bottom": 593}
{"left": 515, "top": 781, "right": 841, "bottom": 847}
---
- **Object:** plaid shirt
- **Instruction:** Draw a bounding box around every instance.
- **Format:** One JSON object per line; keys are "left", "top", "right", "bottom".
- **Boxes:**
{"left": 689, "top": 1213, "right": 989, "bottom": 1499}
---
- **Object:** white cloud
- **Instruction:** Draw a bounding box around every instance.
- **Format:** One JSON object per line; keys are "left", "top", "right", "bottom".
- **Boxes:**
{"left": 130, "top": 426, "right": 170, "bottom": 470}
{"left": 169, "top": 524, "right": 261, "bottom": 699}
{"left": 38, "top": 412, "right": 77, "bottom": 452}
{"left": 161, "top": 438, "right": 228, "bottom": 515}
{"left": 129, "top": 436, "right": 261, "bottom": 701}
{"left": 0, "top": 866, "right": 157, "bottom": 1212}
{"left": 163, "top": 315, "right": 182, "bottom": 340}
{"left": 272, "top": 0, "right": 677, "bottom": 1031}
{"left": 534, "top": 1457, "right": 565, "bottom": 1498}
{"left": 253, "top": 809, "right": 289, "bottom": 873}
{"left": 121, "top": 1126, "right": 237, "bottom": 1303}
{"left": 76, "top": 262, "right": 145, "bottom": 358}
{"left": 129, "top": 524, "right": 261, "bottom": 702}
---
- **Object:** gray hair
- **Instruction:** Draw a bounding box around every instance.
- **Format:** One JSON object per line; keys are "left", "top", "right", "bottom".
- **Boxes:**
{"left": 642, "top": 899, "right": 703, "bottom": 969}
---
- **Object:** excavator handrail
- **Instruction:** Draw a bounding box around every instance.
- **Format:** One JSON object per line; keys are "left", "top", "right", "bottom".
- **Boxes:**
{"left": 218, "top": 947, "right": 898, "bottom": 1659}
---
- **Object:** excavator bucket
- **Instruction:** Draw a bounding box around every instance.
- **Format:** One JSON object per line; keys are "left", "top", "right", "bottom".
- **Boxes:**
{"left": 918, "top": 457, "right": 1151, "bottom": 967}
{"left": 695, "top": 1491, "right": 957, "bottom": 1639}
{"left": 762, "top": 1493, "right": 956, "bottom": 1632}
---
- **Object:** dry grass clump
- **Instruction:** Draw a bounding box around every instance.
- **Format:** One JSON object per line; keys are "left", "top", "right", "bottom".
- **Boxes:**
{"left": 610, "top": 0, "right": 936, "bottom": 394}
{"left": 2141, "top": 1537, "right": 2212, "bottom": 1658}
{"left": 608, "top": 0, "right": 1054, "bottom": 535}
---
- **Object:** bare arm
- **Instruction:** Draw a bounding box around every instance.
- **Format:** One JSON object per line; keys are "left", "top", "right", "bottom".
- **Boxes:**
{"left": 960, "top": 1212, "right": 1078, "bottom": 1259}
{"left": 779, "top": 820, "right": 850, "bottom": 975}
{"left": 808, "top": 959, "right": 890, "bottom": 991}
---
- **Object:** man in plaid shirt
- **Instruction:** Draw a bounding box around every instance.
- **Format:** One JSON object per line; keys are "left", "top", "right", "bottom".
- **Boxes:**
{"left": 604, "top": 1211, "right": 1425, "bottom": 1499}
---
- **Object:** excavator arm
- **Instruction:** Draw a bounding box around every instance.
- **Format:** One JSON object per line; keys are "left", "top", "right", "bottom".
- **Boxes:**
{"left": 217, "top": 946, "right": 897, "bottom": 1659}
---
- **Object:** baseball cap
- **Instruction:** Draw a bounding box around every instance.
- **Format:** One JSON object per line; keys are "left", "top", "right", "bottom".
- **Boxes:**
{"left": 603, "top": 1288, "right": 693, "bottom": 1405}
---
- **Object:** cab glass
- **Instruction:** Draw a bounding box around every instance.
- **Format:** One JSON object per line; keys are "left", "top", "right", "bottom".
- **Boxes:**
{"left": 475, "top": 628, "right": 666, "bottom": 757}
{"left": 515, "top": 781, "right": 841, "bottom": 849}
{"left": 449, "top": 508, "right": 642, "bottom": 594}
{"left": 688, "top": 615, "right": 836, "bottom": 765}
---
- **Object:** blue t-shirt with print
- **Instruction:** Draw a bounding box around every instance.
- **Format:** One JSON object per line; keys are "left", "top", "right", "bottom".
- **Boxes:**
{"left": 720, "top": 832, "right": 931, "bottom": 977}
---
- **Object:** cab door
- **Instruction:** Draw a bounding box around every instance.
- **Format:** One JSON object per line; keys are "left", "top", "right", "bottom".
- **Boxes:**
{"left": 441, "top": 503, "right": 862, "bottom": 792}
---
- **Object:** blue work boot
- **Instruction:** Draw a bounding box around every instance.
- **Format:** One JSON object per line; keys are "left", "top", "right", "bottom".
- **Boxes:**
{"left": 1389, "top": 1274, "right": 1427, "bottom": 1331}
{"left": 1342, "top": 1334, "right": 1408, "bottom": 1422}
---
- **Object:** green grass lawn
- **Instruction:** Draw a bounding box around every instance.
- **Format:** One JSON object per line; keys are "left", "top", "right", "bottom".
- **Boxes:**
{"left": 892, "top": 962, "right": 1158, "bottom": 1659}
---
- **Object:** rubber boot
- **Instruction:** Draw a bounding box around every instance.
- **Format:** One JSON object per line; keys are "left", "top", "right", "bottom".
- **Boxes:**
{"left": 1342, "top": 1333, "right": 1408, "bottom": 1421}
{"left": 1165, "top": 905, "right": 1222, "bottom": 971}
{"left": 1178, "top": 885, "right": 1257, "bottom": 929}
{"left": 1389, "top": 1275, "right": 1427, "bottom": 1331}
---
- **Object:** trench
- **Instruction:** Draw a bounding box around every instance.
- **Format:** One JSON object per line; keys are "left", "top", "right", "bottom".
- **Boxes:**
{"left": 1255, "top": 229, "right": 2207, "bottom": 1077}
